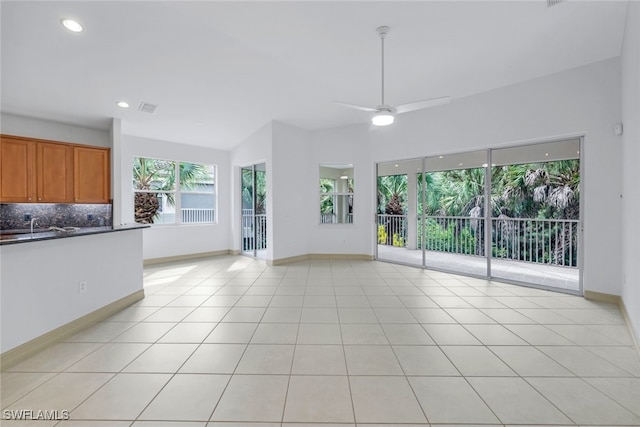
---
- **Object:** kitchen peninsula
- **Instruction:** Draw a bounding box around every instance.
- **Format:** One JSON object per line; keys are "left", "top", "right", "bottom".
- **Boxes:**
{"left": 0, "top": 224, "right": 148, "bottom": 368}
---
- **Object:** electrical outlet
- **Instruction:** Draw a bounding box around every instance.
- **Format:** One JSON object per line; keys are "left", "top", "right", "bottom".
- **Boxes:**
{"left": 78, "top": 281, "right": 87, "bottom": 293}
{"left": 87, "top": 214, "right": 93, "bottom": 220}
{"left": 24, "top": 214, "right": 32, "bottom": 221}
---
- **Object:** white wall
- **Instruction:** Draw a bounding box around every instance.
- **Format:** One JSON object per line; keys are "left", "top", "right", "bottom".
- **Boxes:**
{"left": 620, "top": 1, "right": 640, "bottom": 340}
{"left": 119, "top": 135, "right": 231, "bottom": 260}
{"left": 0, "top": 113, "right": 110, "bottom": 147}
{"left": 230, "top": 122, "right": 273, "bottom": 259}
{"left": 271, "top": 122, "right": 313, "bottom": 260}
{"left": 0, "top": 230, "right": 143, "bottom": 352}
{"left": 367, "top": 58, "right": 623, "bottom": 297}
{"left": 308, "top": 124, "right": 375, "bottom": 256}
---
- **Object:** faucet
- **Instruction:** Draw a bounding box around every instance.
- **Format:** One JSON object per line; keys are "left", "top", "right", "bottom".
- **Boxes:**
{"left": 30, "top": 217, "right": 37, "bottom": 236}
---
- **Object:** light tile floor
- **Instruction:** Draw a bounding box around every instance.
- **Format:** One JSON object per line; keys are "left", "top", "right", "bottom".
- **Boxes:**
{"left": 2, "top": 255, "right": 640, "bottom": 426}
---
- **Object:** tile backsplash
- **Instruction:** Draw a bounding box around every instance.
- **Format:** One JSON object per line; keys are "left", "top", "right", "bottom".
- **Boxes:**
{"left": 0, "top": 203, "right": 112, "bottom": 231}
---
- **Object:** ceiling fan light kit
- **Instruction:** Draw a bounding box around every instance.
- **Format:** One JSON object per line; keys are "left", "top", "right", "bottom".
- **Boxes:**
{"left": 372, "top": 110, "right": 395, "bottom": 126}
{"left": 335, "top": 25, "right": 450, "bottom": 127}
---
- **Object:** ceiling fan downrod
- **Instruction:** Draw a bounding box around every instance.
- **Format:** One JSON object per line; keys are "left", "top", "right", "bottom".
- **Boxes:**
{"left": 377, "top": 26, "right": 390, "bottom": 107}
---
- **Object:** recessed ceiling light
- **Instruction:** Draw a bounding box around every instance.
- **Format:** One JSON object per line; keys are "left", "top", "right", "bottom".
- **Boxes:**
{"left": 459, "top": 163, "right": 463, "bottom": 166}
{"left": 545, "top": 153, "right": 549, "bottom": 156}
{"left": 61, "top": 18, "right": 83, "bottom": 33}
{"left": 394, "top": 164, "right": 399, "bottom": 167}
{"left": 116, "top": 101, "right": 130, "bottom": 109}
{"left": 439, "top": 156, "right": 444, "bottom": 159}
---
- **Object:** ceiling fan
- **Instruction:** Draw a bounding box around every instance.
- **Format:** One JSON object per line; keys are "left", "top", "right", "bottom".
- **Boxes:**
{"left": 334, "top": 26, "right": 450, "bottom": 126}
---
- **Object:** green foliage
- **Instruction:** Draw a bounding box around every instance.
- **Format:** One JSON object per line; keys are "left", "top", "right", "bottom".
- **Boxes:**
{"left": 492, "top": 160, "right": 580, "bottom": 219}
{"left": 415, "top": 159, "right": 579, "bottom": 220}
{"left": 377, "top": 175, "right": 408, "bottom": 214}
{"left": 242, "top": 168, "right": 266, "bottom": 214}
{"left": 419, "top": 218, "right": 478, "bottom": 255}
{"left": 378, "top": 225, "right": 405, "bottom": 247}
{"left": 133, "top": 158, "right": 213, "bottom": 223}
{"left": 392, "top": 233, "right": 405, "bottom": 247}
{"left": 377, "top": 225, "right": 387, "bottom": 244}
{"left": 133, "top": 158, "right": 175, "bottom": 191}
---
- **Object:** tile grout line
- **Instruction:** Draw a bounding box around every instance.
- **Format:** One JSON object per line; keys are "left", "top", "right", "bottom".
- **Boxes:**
{"left": 335, "top": 263, "right": 360, "bottom": 425}
{"left": 279, "top": 264, "right": 307, "bottom": 425}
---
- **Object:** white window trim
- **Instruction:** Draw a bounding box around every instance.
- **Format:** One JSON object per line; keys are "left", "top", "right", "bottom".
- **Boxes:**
{"left": 133, "top": 157, "right": 217, "bottom": 226}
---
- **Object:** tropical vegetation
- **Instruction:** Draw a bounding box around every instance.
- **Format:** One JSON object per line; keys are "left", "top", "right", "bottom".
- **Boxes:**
{"left": 242, "top": 169, "right": 267, "bottom": 214}
{"left": 377, "top": 160, "right": 580, "bottom": 265}
{"left": 133, "top": 158, "right": 212, "bottom": 224}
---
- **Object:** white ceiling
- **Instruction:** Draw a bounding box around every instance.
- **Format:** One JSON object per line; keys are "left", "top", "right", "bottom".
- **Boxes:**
{"left": 0, "top": 1, "right": 629, "bottom": 150}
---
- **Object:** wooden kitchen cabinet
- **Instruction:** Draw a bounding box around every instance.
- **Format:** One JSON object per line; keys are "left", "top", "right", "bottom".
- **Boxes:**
{"left": 37, "top": 142, "right": 74, "bottom": 203}
{"left": 0, "top": 136, "right": 36, "bottom": 202}
{"left": 0, "top": 134, "right": 111, "bottom": 204}
{"left": 73, "top": 146, "right": 110, "bottom": 203}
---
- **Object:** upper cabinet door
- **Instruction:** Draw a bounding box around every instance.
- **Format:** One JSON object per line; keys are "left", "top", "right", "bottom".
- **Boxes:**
{"left": 73, "top": 146, "right": 110, "bottom": 203}
{"left": 37, "top": 142, "right": 74, "bottom": 203}
{"left": 0, "top": 136, "right": 36, "bottom": 202}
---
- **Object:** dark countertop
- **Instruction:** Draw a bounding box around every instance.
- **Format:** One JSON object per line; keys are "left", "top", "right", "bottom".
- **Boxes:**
{"left": 0, "top": 224, "right": 149, "bottom": 246}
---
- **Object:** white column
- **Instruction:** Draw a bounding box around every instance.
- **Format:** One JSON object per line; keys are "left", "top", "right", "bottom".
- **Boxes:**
{"left": 407, "top": 172, "right": 417, "bottom": 250}
{"left": 110, "top": 118, "right": 122, "bottom": 226}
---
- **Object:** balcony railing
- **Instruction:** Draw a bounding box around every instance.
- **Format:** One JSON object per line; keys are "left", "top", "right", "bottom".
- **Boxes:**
{"left": 181, "top": 208, "right": 215, "bottom": 223}
{"left": 491, "top": 217, "right": 578, "bottom": 267}
{"left": 377, "top": 214, "right": 579, "bottom": 268}
{"left": 422, "top": 216, "right": 485, "bottom": 257}
{"left": 377, "top": 214, "right": 407, "bottom": 246}
{"left": 321, "top": 213, "right": 354, "bottom": 224}
{"left": 242, "top": 213, "right": 267, "bottom": 251}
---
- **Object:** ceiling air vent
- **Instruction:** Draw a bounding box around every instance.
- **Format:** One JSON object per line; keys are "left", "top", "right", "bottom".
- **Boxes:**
{"left": 547, "top": 0, "right": 565, "bottom": 7}
{"left": 138, "top": 102, "right": 158, "bottom": 114}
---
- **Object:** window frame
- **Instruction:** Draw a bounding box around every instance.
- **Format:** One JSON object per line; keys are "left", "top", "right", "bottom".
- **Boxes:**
{"left": 132, "top": 156, "right": 217, "bottom": 226}
{"left": 319, "top": 165, "right": 354, "bottom": 225}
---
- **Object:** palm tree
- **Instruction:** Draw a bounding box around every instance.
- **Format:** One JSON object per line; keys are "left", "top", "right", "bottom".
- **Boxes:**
{"left": 417, "top": 172, "right": 444, "bottom": 216}
{"left": 494, "top": 160, "right": 579, "bottom": 219}
{"left": 492, "top": 160, "right": 580, "bottom": 264}
{"left": 377, "top": 175, "right": 408, "bottom": 214}
{"left": 133, "top": 158, "right": 212, "bottom": 224}
{"left": 377, "top": 175, "right": 408, "bottom": 245}
{"left": 437, "top": 168, "right": 490, "bottom": 216}
{"left": 320, "top": 178, "right": 335, "bottom": 219}
{"left": 242, "top": 169, "right": 266, "bottom": 214}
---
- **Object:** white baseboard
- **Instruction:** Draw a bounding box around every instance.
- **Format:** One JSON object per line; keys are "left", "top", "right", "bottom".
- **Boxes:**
{"left": 269, "top": 253, "right": 373, "bottom": 266}
{"left": 0, "top": 290, "right": 145, "bottom": 371}
{"left": 585, "top": 290, "right": 639, "bottom": 351}
{"left": 144, "top": 250, "right": 232, "bottom": 265}
{"left": 619, "top": 298, "right": 640, "bottom": 351}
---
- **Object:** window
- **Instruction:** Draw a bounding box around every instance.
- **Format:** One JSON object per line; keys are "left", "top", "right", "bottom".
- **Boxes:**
{"left": 319, "top": 164, "right": 354, "bottom": 224}
{"left": 133, "top": 157, "right": 216, "bottom": 225}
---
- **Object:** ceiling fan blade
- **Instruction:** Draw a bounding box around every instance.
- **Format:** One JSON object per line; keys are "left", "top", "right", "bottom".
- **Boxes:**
{"left": 395, "top": 96, "right": 451, "bottom": 114}
{"left": 332, "top": 101, "right": 377, "bottom": 112}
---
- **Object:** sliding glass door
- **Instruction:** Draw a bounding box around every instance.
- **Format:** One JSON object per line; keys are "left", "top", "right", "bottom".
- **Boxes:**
{"left": 376, "top": 158, "right": 423, "bottom": 267}
{"left": 375, "top": 139, "right": 582, "bottom": 294}
{"left": 489, "top": 140, "right": 581, "bottom": 291}
{"left": 422, "top": 150, "right": 489, "bottom": 276}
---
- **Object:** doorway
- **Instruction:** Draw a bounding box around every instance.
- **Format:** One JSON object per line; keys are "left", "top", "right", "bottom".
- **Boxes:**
{"left": 241, "top": 163, "right": 267, "bottom": 258}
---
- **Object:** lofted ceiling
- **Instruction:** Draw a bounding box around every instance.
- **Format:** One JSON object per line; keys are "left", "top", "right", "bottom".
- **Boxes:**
{"left": 0, "top": 1, "right": 629, "bottom": 150}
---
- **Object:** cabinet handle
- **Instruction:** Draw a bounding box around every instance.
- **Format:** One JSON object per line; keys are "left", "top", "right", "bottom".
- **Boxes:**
{"left": 38, "top": 198, "right": 42, "bottom": 201}
{"left": 28, "top": 198, "right": 32, "bottom": 201}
